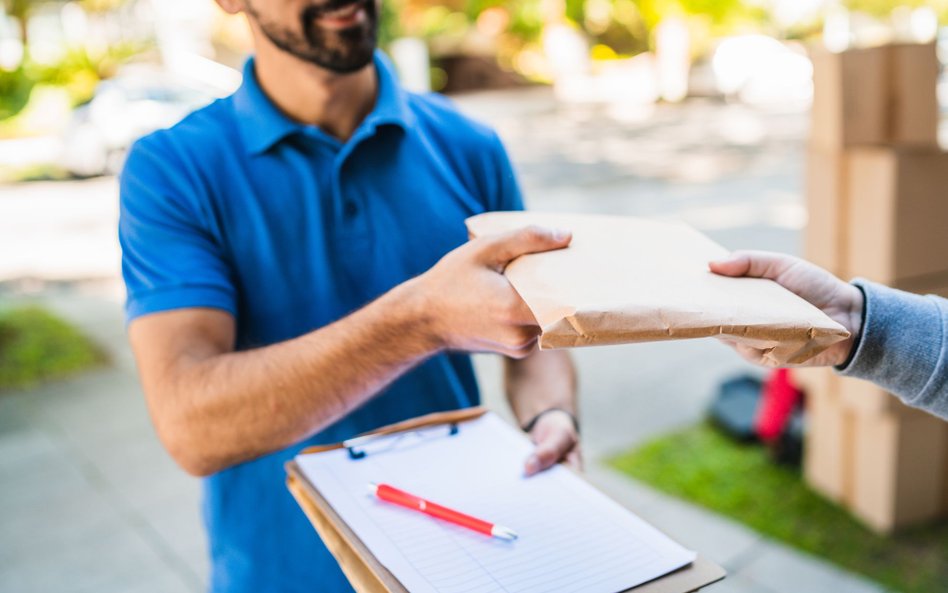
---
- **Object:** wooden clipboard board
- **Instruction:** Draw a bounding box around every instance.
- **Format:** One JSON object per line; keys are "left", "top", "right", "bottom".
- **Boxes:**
{"left": 286, "top": 407, "right": 725, "bottom": 593}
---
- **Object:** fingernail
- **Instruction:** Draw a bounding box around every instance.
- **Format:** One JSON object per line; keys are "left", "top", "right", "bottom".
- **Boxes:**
{"left": 552, "top": 228, "right": 571, "bottom": 242}
{"left": 524, "top": 456, "right": 539, "bottom": 475}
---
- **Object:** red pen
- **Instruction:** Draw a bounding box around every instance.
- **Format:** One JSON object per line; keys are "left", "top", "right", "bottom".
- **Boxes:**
{"left": 368, "top": 482, "right": 518, "bottom": 541}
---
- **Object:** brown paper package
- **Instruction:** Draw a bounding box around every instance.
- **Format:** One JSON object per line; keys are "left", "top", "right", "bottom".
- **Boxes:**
{"left": 466, "top": 212, "right": 849, "bottom": 366}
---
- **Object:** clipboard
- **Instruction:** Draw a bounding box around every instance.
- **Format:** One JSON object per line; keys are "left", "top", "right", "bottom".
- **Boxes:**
{"left": 286, "top": 407, "right": 725, "bottom": 593}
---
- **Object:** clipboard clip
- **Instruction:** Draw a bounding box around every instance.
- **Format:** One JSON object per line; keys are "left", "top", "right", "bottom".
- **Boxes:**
{"left": 343, "top": 422, "right": 460, "bottom": 460}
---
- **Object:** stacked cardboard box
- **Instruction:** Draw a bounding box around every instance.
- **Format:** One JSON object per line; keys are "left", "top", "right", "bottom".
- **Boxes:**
{"left": 803, "top": 41, "right": 948, "bottom": 533}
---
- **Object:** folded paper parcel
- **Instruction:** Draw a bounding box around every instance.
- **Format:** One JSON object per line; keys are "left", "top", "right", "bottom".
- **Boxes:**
{"left": 466, "top": 212, "right": 850, "bottom": 365}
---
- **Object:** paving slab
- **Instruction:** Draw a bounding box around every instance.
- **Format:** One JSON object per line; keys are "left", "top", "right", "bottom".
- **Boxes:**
{"left": 739, "top": 540, "right": 890, "bottom": 593}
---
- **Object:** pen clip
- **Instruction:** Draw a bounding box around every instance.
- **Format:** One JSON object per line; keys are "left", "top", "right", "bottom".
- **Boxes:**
{"left": 345, "top": 423, "right": 459, "bottom": 460}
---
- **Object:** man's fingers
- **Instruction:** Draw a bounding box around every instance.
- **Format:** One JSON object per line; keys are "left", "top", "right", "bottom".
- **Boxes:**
{"left": 709, "top": 250, "right": 799, "bottom": 281}
{"left": 565, "top": 448, "right": 584, "bottom": 472}
{"left": 499, "top": 337, "right": 540, "bottom": 360}
{"left": 478, "top": 225, "right": 572, "bottom": 271}
{"left": 715, "top": 336, "right": 769, "bottom": 364}
{"left": 524, "top": 430, "right": 576, "bottom": 476}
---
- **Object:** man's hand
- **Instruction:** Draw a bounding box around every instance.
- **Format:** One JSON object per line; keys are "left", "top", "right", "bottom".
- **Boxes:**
{"left": 709, "top": 250, "right": 864, "bottom": 367}
{"left": 411, "top": 225, "right": 572, "bottom": 359}
{"left": 523, "top": 409, "right": 582, "bottom": 476}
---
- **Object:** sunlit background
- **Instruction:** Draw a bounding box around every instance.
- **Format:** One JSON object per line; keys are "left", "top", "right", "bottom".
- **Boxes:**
{"left": 1, "top": 2, "right": 947, "bottom": 592}
{"left": 1, "top": 0, "right": 946, "bottom": 182}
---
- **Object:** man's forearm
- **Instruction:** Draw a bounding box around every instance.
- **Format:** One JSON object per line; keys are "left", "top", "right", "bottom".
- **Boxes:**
{"left": 153, "top": 281, "right": 440, "bottom": 475}
{"left": 504, "top": 350, "right": 577, "bottom": 424}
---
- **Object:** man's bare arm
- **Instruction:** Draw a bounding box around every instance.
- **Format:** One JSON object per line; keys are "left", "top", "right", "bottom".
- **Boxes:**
{"left": 130, "top": 227, "right": 570, "bottom": 476}
{"left": 504, "top": 350, "right": 579, "bottom": 475}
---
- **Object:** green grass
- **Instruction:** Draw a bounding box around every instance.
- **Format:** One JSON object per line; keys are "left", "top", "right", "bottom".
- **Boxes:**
{"left": 0, "top": 163, "right": 71, "bottom": 184}
{"left": 610, "top": 423, "right": 948, "bottom": 593}
{"left": 0, "top": 306, "right": 105, "bottom": 391}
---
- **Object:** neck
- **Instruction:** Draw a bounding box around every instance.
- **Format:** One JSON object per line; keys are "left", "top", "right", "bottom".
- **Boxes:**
{"left": 251, "top": 36, "right": 378, "bottom": 141}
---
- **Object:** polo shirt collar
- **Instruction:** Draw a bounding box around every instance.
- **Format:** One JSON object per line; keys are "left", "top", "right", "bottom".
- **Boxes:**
{"left": 233, "top": 49, "right": 415, "bottom": 155}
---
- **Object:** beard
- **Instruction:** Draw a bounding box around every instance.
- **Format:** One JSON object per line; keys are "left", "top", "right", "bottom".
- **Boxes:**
{"left": 245, "top": 0, "right": 378, "bottom": 74}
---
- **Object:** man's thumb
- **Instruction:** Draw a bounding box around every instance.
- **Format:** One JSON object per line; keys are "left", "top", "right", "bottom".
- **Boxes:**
{"left": 480, "top": 225, "right": 572, "bottom": 271}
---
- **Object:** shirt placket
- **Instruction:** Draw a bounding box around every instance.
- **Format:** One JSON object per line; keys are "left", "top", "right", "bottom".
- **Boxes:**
{"left": 331, "top": 127, "right": 377, "bottom": 291}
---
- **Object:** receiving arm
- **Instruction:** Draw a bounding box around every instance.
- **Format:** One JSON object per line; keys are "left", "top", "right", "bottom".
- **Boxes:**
{"left": 504, "top": 349, "right": 580, "bottom": 475}
{"left": 838, "top": 281, "right": 948, "bottom": 420}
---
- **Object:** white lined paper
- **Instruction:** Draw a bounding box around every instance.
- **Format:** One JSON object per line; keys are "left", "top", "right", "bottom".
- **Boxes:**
{"left": 296, "top": 413, "right": 695, "bottom": 593}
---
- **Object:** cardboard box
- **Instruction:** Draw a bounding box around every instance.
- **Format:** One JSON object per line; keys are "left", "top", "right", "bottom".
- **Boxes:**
{"left": 846, "top": 148, "right": 948, "bottom": 284}
{"left": 803, "top": 373, "right": 853, "bottom": 503}
{"left": 803, "top": 148, "right": 848, "bottom": 275}
{"left": 850, "top": 410, "right": 948, "bottom": 532}
{"left": 811, "top": 46, "right": 887, "bottom": 148}
{"left": 894, "top": 277, "right": 948, "bottom": 300}
{"left": 889, "top": 43, "right": 941, "bottom": 145}
{"left": 838, "top": 377, "right": 899, "bottom": 416}
{"left": 838, "top": 376, "right": 937, "bottom": 419}
{"left": 793, "top": 366, "right": 834, "bottom": 397}
{"left": 810, "top": 43, "right": 939, "bottom": 150}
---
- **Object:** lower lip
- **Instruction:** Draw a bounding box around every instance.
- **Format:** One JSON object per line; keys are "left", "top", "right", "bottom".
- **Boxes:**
{"left": 316, "top": 5, "right": 367, "bottom": 30}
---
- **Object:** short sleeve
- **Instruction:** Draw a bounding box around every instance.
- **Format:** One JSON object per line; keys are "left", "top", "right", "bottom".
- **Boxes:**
{"left": 119, "top": 135, "right": 237, "bottom": 323}
{"left": 487, "top": 131, "right": 524, "bottom": 213}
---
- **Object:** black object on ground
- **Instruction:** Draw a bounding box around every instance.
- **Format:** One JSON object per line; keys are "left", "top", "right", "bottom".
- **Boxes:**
{"left": 769, "top": 407, "right": 805, "bottom": 466}
{"left": 707, "top": 375, "right": 763, "bottom": 442}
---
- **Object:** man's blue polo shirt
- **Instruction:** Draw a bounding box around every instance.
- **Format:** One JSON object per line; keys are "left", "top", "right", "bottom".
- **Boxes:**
{"left": 119, "top": 52, "right": 522, "bottom": 593}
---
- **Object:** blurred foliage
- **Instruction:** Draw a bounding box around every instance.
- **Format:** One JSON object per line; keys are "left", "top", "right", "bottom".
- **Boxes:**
{"left": 0, "top": 306, "right": 105, "bottom": 391}
{"left": 381, "top": 0, "right": 773, "bottom": 81}
{"left": 2, "top": 0, "right": 31, "bottom": 22}
{"left": 28, "top": 41, "right": 146, "bottom": 106}
{"left": 0, "top": 42, "right": 148, "bottom": 122}
{"left": 611, "top": 423, "right": 948, "bottom": 593}
{"left": 0, "top": 65, "right": 34, "bottom": 120}
{"left": 2, "top": 0, "right": 31, "bottom": 43}
{"left": 77, "top": 0, "right": 129, "bottom": 12}
{"left": 844, "top": 0, "right": 948, "bottom": 22}
{"left": 565, "top": 0, "right": 772, "bottom": 57}
{"left": 0, "top": 84, "right": 72, "bottom": 140}
{"left": 0, "top": 161, "right": 70, "bottom": 182}
{"left": 378, "top": 0, "right": 403, "bottom": 46}
{"left": 0, "top": 0, "right": 144, "bottom": 121}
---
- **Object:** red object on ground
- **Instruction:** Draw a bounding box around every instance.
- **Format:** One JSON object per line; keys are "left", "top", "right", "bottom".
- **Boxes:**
{"left": 754, "top": 368, "right": 803, "bottom": 442}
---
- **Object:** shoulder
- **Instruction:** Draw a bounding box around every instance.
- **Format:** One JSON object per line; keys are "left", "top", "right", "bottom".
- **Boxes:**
{"left": 123, "top": 98, "right": 238, "bottom": 188}
{"left": 405, "top": 91, "right": 503, "bottom": 152}
{"left": 403, "top": 91, "right": 521, "bottom": 211}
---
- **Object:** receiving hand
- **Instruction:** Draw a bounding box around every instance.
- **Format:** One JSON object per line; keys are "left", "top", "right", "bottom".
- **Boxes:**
{"left": 709, "top": 250, "right": 864, "bottom": 367}
{"left": 523, "top": 409, "right": 582, "bottom": 476}
{"left": 412, "top": 226, "right": 572, "bottom": 359}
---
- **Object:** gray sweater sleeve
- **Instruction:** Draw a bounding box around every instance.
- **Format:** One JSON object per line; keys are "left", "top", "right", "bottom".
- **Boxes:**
{"left": 837, "top": 280, "right": 948, "bottom": 420}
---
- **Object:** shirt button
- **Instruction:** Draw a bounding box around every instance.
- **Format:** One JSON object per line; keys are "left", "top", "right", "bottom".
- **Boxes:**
{"left": 344, "top": 200, "right": 359, "bottom": 218}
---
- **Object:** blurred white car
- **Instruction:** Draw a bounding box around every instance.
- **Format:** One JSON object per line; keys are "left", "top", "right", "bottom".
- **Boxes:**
{"left": 60, "top": 67, "right": 216, "bottom": 177}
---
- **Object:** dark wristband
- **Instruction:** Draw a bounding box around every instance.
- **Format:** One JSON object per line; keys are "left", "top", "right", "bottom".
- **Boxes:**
{"left": 521, "top": 408, "right": 580, "bottom": 434}
{"left": 835, "top": 283, "right": 868, "bottom": 372}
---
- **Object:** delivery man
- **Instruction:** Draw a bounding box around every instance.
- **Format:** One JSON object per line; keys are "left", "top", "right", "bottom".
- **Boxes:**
{"left": 118, "top": 0, "right": 580, "bottom": 591}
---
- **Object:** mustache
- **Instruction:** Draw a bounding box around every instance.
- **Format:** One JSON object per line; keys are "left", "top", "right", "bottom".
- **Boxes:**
{"left": 302, "top": 0, "right": 369, "bottom": 20}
